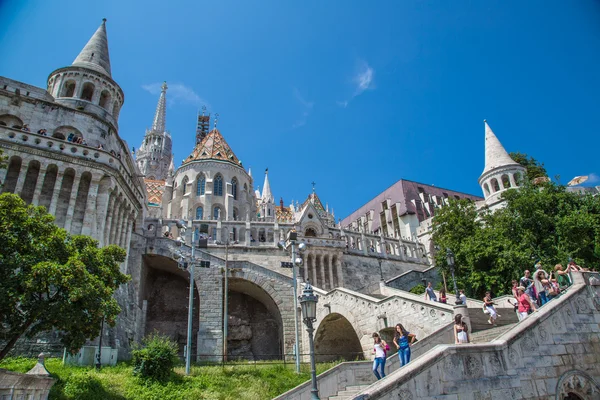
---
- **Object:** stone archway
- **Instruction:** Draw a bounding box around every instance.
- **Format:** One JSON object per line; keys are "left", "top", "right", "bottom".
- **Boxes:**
{"left": 141, "top": 254, "right": 199, "bottom": 357}
{"left": 556, "top": 370, "right": 600, "bottom": 400}
{"left": 314, "top": 313, "right": 364, "bottom": 362}
{"left": 227, "top": 278, "right": 283, "bottom": 361}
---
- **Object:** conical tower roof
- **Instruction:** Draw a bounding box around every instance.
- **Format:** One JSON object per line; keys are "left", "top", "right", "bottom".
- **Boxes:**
{"left": 482, "top": 120, "right": 520, "bottom": 175}
{"left": 262, "top": 169, "right": 273, "bottom": 202}
{"left": 72, "top": 18, "right": 112, "bottom": 77}
{"left": 151, "top": 82, "right": 168, "bottom": 133}
{"left": 184, "top": 128, "right": 241, "bottom": 166}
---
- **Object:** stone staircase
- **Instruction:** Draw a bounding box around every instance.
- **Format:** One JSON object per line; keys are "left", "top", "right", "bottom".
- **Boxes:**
{"left": 470, "top": 323, "right": 517, "bottom": 343}
{"left": 328, "top": 385, "right": 372, "bottom": 400}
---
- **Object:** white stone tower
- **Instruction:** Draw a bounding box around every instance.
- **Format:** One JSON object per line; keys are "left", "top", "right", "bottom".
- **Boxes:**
{"left": 478, "top": 120, "right": 527, "bottom": 209}
{"left": 259, "top": 169, "right": 276, "bottom": 221}
{"left": 135, "top": 82, "right": 173, "bottom": 180}
{"left": 46, "top": 19, "right": 124, "bottom": 129}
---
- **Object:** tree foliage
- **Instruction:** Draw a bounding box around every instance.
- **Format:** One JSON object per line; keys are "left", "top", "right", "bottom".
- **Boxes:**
{"left": 431, "top": 183, "right": 600, "bottom": 299}
{"left": 132, "top": 333, "right": 179, "bottom": 382}
{"left": 0, "top": 193, "right": 129, "bottom": 360}
{"left": 509, "top": 152, "right": 548, "bottom": 181}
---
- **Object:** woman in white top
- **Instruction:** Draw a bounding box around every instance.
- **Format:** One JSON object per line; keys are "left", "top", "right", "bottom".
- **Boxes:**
{"left": 371, "top": 333, "right": 387, "bottom": 380}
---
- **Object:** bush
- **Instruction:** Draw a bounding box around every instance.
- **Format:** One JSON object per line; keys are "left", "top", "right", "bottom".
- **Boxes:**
{"left": 132, "top": 333, "right": 179, "bottom": 382}
{"left": 63, "top": 372, "right": 108, "bottom": 400}
{"left": 409, "top": 284, "right": 425, "bottom": 295}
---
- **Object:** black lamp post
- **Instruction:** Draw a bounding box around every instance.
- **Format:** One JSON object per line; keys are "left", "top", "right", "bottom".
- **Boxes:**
{"left": 446, "top": 249, "right": 461, "bottom": 305}
{"left": 299, "top": 282, "right": 320, "bottom": 400}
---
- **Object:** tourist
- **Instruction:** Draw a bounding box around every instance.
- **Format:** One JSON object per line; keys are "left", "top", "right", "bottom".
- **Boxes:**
{"left": 371, "top": 332, "right": 387, "bottom": 380}
{"left": 520, "top": 270, "right": 537, "bottom": 304}
{"left": 459, "top": 289, "right": 467, "bottom": 305}
{"left": 425, "top": 282, "right": 437, "bottom": 302}
{"left": 509, "top": 280, "right": 520, "bottom": 317}
{"left": 517, "top": 286, "right": 537, "bottom": 321}
{"left": 533, "top": 266, "right": 549, "bottom": 306}
{"left": 554, "top": 264, "right": 571, "bottom": 290}
{"left": 21, "top": 124, "right": 30, "bottom": 132}
{"left": 37, "top": 128, "right": 47, "bottom": 136}
{"left": 439, "top": 287, "right": 447, "bottom": 304}
{"left": 483, "top": 291, "right": 500, "bottom": 325}
{"left": 393, "top": 323, "right": 416, "bottom": 367}
{"left": 454, "top": 314, "right": 469, "bottom": 344}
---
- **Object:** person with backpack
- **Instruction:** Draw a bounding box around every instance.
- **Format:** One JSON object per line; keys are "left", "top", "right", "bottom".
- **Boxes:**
{"left": 371, "top": 332, "right": 388, "bottom": 380}
{"left": 393, "top": 323, "right": 416, "bottom": 366}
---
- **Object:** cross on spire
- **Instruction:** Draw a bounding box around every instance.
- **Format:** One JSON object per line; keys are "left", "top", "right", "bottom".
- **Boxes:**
{"left": 311, "top": 181, "right": 316, "bottom": 193}
{"left": 214, "top": 113, "right": 219, "bottom": 129}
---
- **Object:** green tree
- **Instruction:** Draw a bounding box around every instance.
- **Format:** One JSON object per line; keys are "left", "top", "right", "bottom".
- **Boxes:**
{"left": 509, "top": 152, "right": 548, "bottom": 181}
{"left": 0, "top": 193, "right": 130, "bottom": 361}
{"left": 432, "top": 183, "right": 600, "bottom": 298}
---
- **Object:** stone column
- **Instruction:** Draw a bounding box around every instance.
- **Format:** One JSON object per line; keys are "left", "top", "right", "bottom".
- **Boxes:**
{"left": 110, "top": 201, "right": 123, "bottom": 245}
{"left": 81, "top": 178, "right": 100, "bottom": 236}
{"left": 216, "top": 219, "right": 222, "bottom": 242}
{"left": 454, "top": 304, "right": 471, "bottom": 337}
{"left": 101, "top": 194, "right": 115, "bottom": 247}
{"left": 361, "top": 233, "right": 368, "bottom": 256}
{"left": 118, "top": 208, "right": 130, "bottom": 247}
{"left": 48, "top": 171, "right": 65, "bottom": 215}
{"left": 245, "top": 221, "right": 251, "bottom": 245}
{"left": 328, "top": 254, "right": 334, "bottom": 290}
{"left": 30, "top": 166, "right": 47, "bottom": 206}
{"left": 63, "top": 174, "right": 82, "bottom": 232}
{"left": 336, "top": 257, "right": 344, "bottom": 287}
{"left": 311, "top": 252, "right": 317, "bottom": 285}
{"left": 12, "top": 160, "right": 27, "bottom": 196}
{"left": 197, "top": 266, "right": 223, "bottom": 362}
{"left": 122, "top": 216, "right": 134, "bottom": 271}
{"left": 304, "top": 254, "right": 310, "bottom": 281}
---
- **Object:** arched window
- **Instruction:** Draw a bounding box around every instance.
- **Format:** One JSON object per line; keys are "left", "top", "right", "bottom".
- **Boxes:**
{"left": 491, "top": 178, "right": 500, "bottom": 192}
{"left": 514, "top": 172, "right": 522, "bottom": 186}
{"left": 0, "top": 114, "right": 24, "bottom": 129}
{"left": 231, "top": 178, "right": 238, "bottom": 200}
{"left": 196, "top": 175, "right": 205, "bottom": 196}
{"left": 196, "top": 206, "right": 203, "bottom": 220}
{"left": 182, "top": 176, "right": 189, "bottom": 195}
{"left": 61, "top": 80, "right": 76, "bottom": 97}
{"left": 483, "top": 183, "right": 490, "bottom": 196}
{"left": 81, "top": 82, "right": 95, "bottom": 101}
{"left": 213, "top": 206, "right": 221, "bottom": 220}
{"left": 305, "top": 228, "right": 317, "bottom": 237}
{"left": 501, "top": 174, "right": 511, "bottom": 189}
{"left": 243, "top": 183, "right": 248, "bottom": 193}
{"left": 233, "top": 208, "right": 238, "bottom": 221}
{"left": 214, "top": 175, "right": 223, "bottom": 196}
{"left": 99, "top": 90, "right": 111, "bottom": 109}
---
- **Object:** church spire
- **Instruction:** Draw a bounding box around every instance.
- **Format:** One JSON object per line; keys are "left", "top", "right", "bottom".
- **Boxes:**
{"left": 482, "top": 120, "right": 520, "bottom": 175}
{"left": 262, "top": 168, "right": 273, "bottom": 202}
{"left": 72, "top": 18, "right": 112, "bottom": 77}
{"left": 151, "top": 82, "right": 168, "bottom": 133}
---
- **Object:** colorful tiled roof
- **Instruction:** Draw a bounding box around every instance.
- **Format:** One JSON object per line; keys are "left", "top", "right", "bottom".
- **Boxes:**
{"left": 184, "top": 128, "right": 241, "bottom": 166}
{"left": 145, "top": 178, "right": 166, "bottom": 206}
{"left": 301, "top": 192, "right": 326, "bottom": 217}
{"left": 276, "top": 206, "right": 294, "bottom": 222}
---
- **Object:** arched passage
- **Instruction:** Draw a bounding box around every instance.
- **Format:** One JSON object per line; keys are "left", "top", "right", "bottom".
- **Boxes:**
{"left": 314, "top": 312, "right": 364, "bottom": 362}
{"left": 141, "top": 254, "right": 200, "bottom": 357}
{"left": 227, "top": 278, "right": 283, "bottom": 361}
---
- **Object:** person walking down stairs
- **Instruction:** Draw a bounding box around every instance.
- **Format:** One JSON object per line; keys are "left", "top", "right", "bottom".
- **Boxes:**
{"left": 483, "top": 291, "right": 500, "bottom": 325}
{"left": 454, "top": 314, "right": 470, "bottom": 344}
{"left": 393, "top": 323, "right": 416, "bottom": 366}
{"left": 371, "top": 333, "right": 388, "bottom": 380}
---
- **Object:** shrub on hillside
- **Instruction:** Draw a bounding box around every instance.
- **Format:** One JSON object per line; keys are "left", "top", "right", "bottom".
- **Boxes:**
{"left": 132, "top": 333, "right": 179, "bottom": 381}
{"left": 409, "top": 284, "right": 425, "bottom": 295}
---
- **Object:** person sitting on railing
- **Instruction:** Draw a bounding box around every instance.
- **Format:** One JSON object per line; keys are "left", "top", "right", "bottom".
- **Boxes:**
{"left": 37, "top": 128, "right": 47, "bottom": 136}
{"left": 21, "top": 124, "right": 30, "bottom": 132}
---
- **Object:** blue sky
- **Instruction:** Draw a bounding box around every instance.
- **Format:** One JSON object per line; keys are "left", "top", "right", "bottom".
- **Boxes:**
{"left": 1, "top": 1, "right": 599, "bottom": 219}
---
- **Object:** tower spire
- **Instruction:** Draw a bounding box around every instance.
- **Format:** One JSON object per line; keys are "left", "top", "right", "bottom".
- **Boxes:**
{"left": 72, "top": 18, "right": 112, "bottom": 77}
{"left": 262, "top": 168, "right": 273, "bottom": 202}
{"left": 151, "top": 82, "right": 168, "bottom": 133}
{"left": 482, "top": 120, "right": 520, "bottom": 175}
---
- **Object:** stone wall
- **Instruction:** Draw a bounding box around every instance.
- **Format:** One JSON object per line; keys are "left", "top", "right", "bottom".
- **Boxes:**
{"left": 355, "top": 274, "right": 600, "bottom": 399}
{"left": 385, "top": 266, "right": 440, "bottom": 292}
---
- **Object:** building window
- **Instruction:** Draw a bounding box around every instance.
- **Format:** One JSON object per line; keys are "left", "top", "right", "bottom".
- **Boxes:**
{"left": 196, "top": 206, "right": 203, "bottom": 220}
{"left": 491, "top": 178, "right": 500, "bottom": 192}
{"left": 214, "top": 175, "right": 223, "bottom": 196}
{"left": 197, "top": 175, "right": 205, "bottom": 196}
{"left": 231, "top": 178, "right": 238, "bottom": 200}
{"left": 182, "top": 176, "right": 189, "bottom": 195}
{"left": 213, "top": 206, "right": 221, "bottom": 220}
{"left": 81, "top": 82, "right": 95, "bottom": 101}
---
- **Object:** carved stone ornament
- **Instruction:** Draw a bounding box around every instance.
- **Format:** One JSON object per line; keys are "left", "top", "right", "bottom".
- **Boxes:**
{"left": 397, "top": 389, "right": 413, "bottom": 400}
{"left": 556, "top": 370, "right": 600, "bottom": 400}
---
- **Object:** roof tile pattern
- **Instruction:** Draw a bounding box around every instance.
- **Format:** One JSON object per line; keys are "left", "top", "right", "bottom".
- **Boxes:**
{"left": 184, "top": 128, "right": 241, "bottom": 166}
{"left": 145, "top": 179, "right": 166, "bottom": 206}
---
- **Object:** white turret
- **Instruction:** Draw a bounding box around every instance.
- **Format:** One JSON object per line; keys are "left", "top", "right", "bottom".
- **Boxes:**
{"left": 478, "top": 120, "right": 526, "bottom": 209}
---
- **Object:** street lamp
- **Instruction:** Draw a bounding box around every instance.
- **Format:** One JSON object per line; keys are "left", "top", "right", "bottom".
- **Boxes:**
{"left": 278, "top": 230, "right": 307, "bottom": 374}
{"left": 299, "top": 281, "right": 320, "bottom": 400}
{"left": 446, "top": 248, "right": 461, "bottom": 305}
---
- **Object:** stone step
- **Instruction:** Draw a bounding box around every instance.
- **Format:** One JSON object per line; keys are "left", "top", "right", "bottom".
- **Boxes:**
{"left": 470, "top": 323, "right": 517, "bottom": 343}
{"left": 328, "top": 384, "right": 372, "bottom": 399}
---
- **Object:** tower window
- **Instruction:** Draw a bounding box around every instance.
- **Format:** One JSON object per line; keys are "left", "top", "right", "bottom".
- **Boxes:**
{"left": 81, "top": 82, "right": 95, "bottom": 101}
{"left": 231, "top": 177, "right": 238, "bottom": 200}
{"left": 197, "top": 175, "right": 205, "bottom": 196}
{"left": 214, "top": 175, "right": 223, "bottom": 196}
{"left": 62, "top": 80, "right": 76, "bottom": 97}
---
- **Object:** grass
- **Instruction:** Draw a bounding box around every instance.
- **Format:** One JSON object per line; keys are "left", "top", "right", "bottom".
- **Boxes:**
{"left": 0, "top": 357, "right": 339, "bottom": 400}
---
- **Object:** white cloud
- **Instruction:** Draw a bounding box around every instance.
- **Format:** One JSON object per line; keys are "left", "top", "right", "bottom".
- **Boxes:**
{"left": 338, "top": 60, "right": 375, "bottom": 107}
{"left": 142, "top": 82, "right": 209, "bottom": 108}
{"left": 292, "top": 87, "right": 314, "bottom": 128}
{"left": 588, "top": 173, "right": 599, "bottom": 183}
